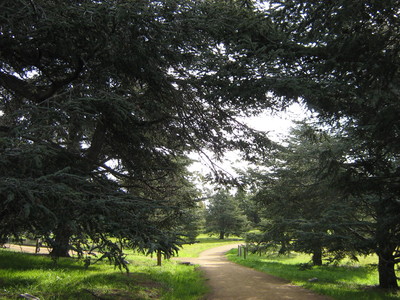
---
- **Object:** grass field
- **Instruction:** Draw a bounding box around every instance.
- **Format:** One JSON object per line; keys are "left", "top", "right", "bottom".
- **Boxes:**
{"left": 0, "top": 235, "right": 240, "bottom": 299}
{"left": 0, "top": 250, "right": 206, "bottom": 299}
{"left": 176, "top": 235, "right": 241, "bottom": 258}
{"left": 227, "top": 250, "right": 400, "bottom": 300}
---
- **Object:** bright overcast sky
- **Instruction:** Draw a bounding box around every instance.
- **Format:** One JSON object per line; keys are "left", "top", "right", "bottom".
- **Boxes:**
{"left": 189, "top": 102, "right": 310, "bottom": 177}
{"left": 243, "top": 102, "right": 308, "bottom": 141}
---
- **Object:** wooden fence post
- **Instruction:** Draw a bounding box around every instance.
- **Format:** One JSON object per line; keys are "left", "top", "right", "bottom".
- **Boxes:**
{"left": 35, "top": 239, "right": 40, "bottom": 254}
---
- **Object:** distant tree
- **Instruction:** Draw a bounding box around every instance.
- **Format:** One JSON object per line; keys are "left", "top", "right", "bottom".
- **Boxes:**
{"left": 179, "top": 203, "right": 206, "bottom": 243}
{"left": 246, "top": 122, "right": 354, "bottom": 266}
{"left": 234, "top": 189, "right": 261, "bottom": 227}
{"left": 205, "top": 190, "right": 247, "bottom": 239}
{"left": 246, "top": 121, "right": 400, "bottom": 287}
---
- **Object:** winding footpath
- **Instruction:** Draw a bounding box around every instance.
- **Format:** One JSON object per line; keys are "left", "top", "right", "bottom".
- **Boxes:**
{"left": 178, "top": 244, "right": 332, "bottom": 300}
{"left": 6, "top": 243, "right": 333, "bottom": 299}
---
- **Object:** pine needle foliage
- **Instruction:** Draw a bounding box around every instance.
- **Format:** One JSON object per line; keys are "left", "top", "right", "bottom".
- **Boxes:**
{"left": 0, "top": 0, "right": 288, "bottom": 270}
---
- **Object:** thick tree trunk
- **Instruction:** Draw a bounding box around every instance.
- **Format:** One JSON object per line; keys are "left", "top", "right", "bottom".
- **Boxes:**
{"left": 375, "top": 198, "right": 399, "bottom": 289}
{"left": 378, "top": 250, "right": 398, "bottom": 289}
{"left": 219, "top": 231, "right": 225, "bottom": 239}
{"left": 312, "top": 246, "right": 323, "bottom": 266}
{"left": 50, "top": 225, "right": 71, "bottom": 257}
{"left": 157, "top": 250, "right": 162, "bottom": 266}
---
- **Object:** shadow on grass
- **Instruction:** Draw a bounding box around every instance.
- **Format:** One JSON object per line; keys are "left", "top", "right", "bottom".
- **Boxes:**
{"left": 0, "top": 276, "right": 38, "bottom": 290}
{"left": 0, "top": 250, "right": 208, "bottom": 300}
{"left": 71, "top": 272, "right": 166, "bottom": 300}
{"left": 1, "top": 272, "right": 164, "bottom": 300}
{"left": 305, "top": 282, "right": 400, "bottom": 300}
{"left": 0, "top": 250, "right": 99, "bottom": 271}
{"left": 0, "top": 252, "right": 165, "bottom": 300}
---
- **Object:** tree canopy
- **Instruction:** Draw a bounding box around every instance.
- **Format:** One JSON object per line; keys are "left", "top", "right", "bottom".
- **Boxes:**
{"left": 1, "top": 0, "right": 399, "bottom": 288}
{"left": 246, "top": 123, "right": 365, "bottom": 262}
{"left": 259, "top": 1, "right": 400, "bottom": 289}
{"left": 0, "top": 0, "right": 289, "bottom": 267}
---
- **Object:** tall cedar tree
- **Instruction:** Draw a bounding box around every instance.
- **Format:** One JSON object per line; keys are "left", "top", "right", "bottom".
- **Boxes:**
{"left": 0, "top": 0, "right": 287, "bottom": 267}
{"left": 261, "top": 1, "right": 400, "bottom": 289}
{"left": 246, "top": 123, "right": 371, "bottom": 266}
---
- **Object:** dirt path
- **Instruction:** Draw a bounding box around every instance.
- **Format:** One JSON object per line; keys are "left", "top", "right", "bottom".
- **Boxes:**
{"left": 177, "top": 244, "right": 332, "bottom": 300}
{"left": 3, "top": 244, "right": 47, "bottom": 254}
{"left": 5, "top": 243, "right": 333, "bottom": 299}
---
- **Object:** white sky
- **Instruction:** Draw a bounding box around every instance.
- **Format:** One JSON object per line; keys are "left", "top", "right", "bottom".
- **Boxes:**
{"left": 243, "top": 102, "right": 308, "bottom": 141}
{"left": 188, "top": 103, "right": 310, "bottom": 177}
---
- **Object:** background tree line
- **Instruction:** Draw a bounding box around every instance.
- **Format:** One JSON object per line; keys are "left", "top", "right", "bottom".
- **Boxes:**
{"left": 243, "top": 119, "right": 399, "bottom": 289}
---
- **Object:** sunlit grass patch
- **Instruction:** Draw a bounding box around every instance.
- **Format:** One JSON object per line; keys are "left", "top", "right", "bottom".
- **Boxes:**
{"left": 124, "top": 252, "right": 208, "bottom": 300}
{"left": 0, "top": 249, "right": 206, "bottom": 299}
{"left": 227, "top": 250, "right": 400, "bottom": 300}
{"left": 0, "top": 251, "right": 155, "bottom": 299}
{"left": 0, "top": 235, "right": 244, "bottom": 299}
{"left": 176, "top": 234, "right": 242, "bottom": 258}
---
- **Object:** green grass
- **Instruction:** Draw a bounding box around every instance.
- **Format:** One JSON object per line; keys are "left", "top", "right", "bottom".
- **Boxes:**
{"left": 176, "top": 234, "right": 242, "bottom": 258}
{"left": 227, "top": 250, "right": 400, "bottom": 300}
{"left": 0, "top": 250, "right": 206, "bottom": 299}
{"left": 0, "top": 235, "right": 241, "bottom": 299}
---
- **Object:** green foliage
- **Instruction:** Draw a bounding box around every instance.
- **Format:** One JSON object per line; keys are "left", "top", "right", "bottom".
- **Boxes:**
{"left": 2, "top": 0, "right": 399, "bottom": 289}
{"left": 178, "top": 205, "right": 206, "bottom": 244}
{"left": 246, "top": 123, "right": 358, "bottom": 263}
{"left": 234, "top": 1, "right": 400, "bottom": 289}
{"left": 234, "top": 189, "right": 261, "bottom": 226}
{"left": 245, "top": 120, "right": 400, "bottom": 288}
{"left": 0, "top": 0, "right": 285, "bottom": 269}
{"left": 205, "top": 190, "right": 247, "bottom": 239}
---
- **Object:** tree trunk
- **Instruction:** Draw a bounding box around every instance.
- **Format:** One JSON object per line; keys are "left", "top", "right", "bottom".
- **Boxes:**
{"left": 378, "top": 250, "right": 398, "bottom": 289}
{"left": 219, "top": 231, "right": 225, "bottom": 239}
{"left": 375, "top": 198, "right": 399, "bottom": 289}
{"left": 50, "top": 225, "right": 71, "bottom": 257}
{"left": 312, "top": 246, "right": 323, "bottom": 266}
{"left": 157, "top": 250, "right": 162, "bottom": 266}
